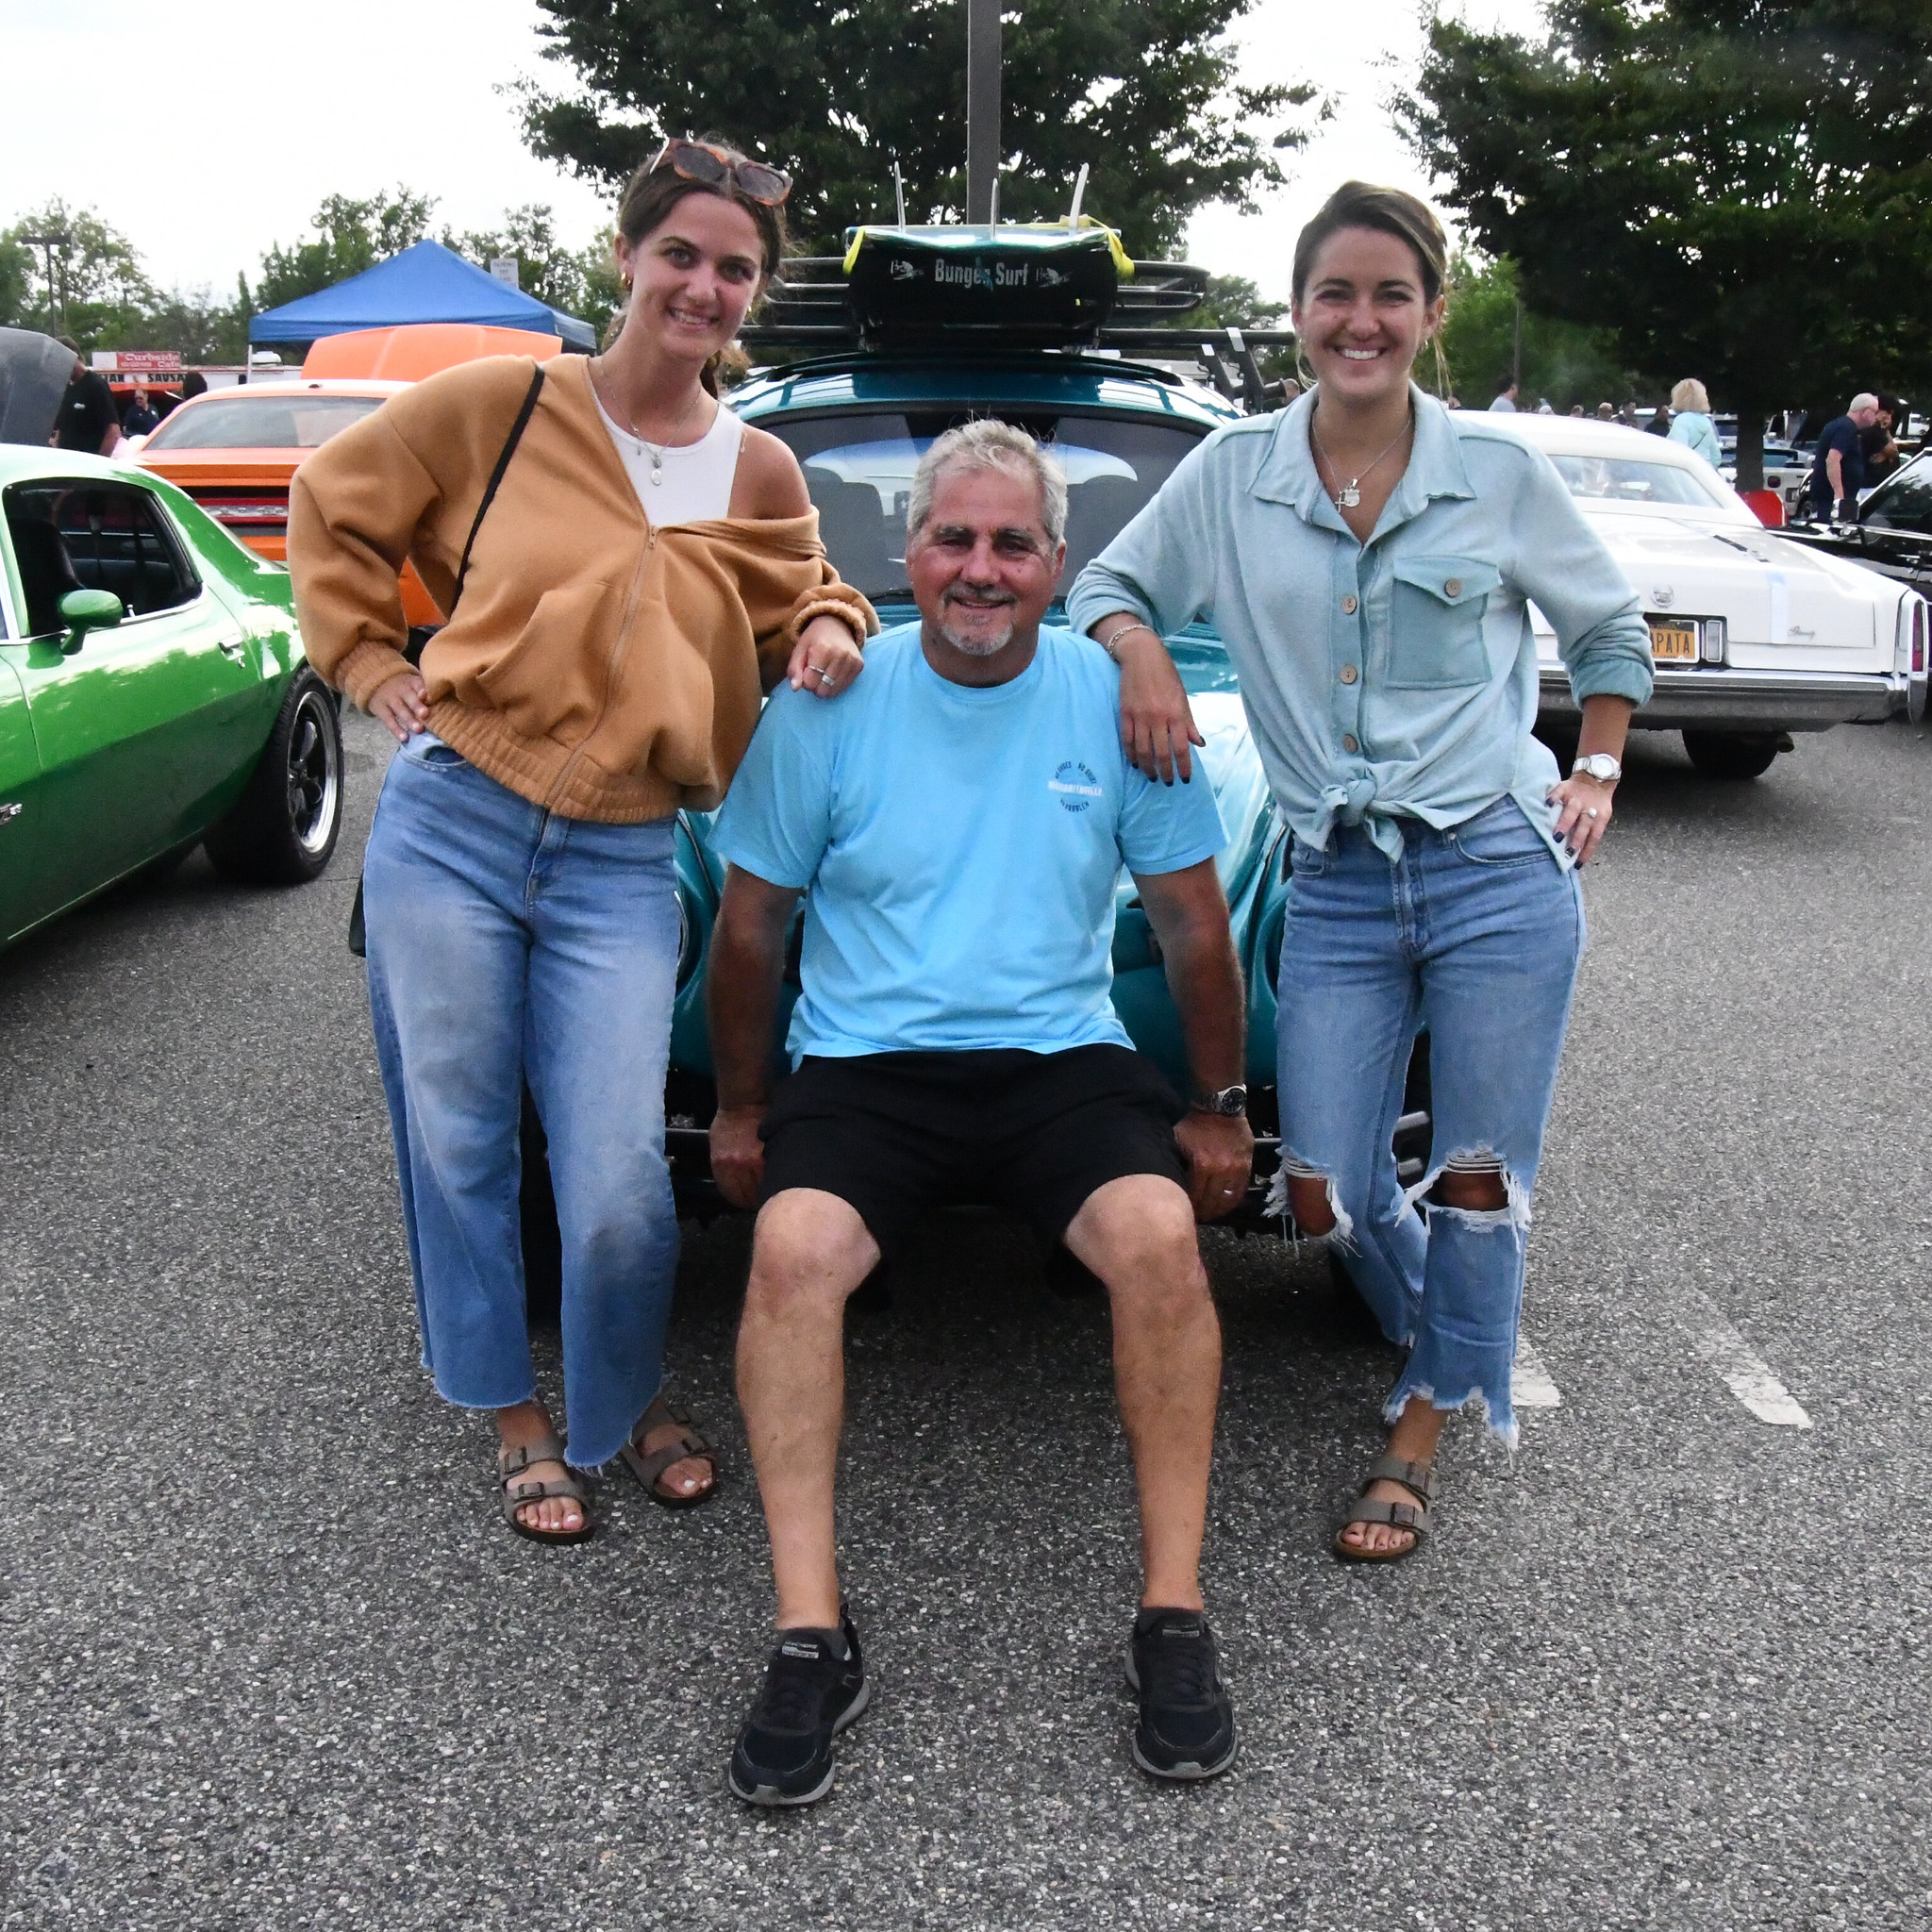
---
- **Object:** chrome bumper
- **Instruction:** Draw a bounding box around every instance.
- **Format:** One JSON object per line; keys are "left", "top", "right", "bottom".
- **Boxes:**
{"left": 1539, "top": 665, "right": 1902, "bottom": 732}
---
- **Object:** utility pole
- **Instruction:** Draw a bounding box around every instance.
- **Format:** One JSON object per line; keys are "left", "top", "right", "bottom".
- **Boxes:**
{"left": 21, "top": 231, "right": 72, "bottom": 337}
{"left": 1511, "top": 296, "right": 1523, "bottom": 393}
{"left": 966, "top": 0, "right": 1001, "bottom": 225}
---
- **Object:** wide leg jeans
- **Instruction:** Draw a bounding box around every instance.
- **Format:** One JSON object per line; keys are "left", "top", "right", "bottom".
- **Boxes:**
{"left": 362, "top": 732, "right": 681, "bottom": 1469}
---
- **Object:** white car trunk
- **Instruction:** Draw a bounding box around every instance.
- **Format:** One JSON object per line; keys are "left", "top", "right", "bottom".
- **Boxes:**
{"left": 1533, "top": 508, "right": 1884, "bottom": 674}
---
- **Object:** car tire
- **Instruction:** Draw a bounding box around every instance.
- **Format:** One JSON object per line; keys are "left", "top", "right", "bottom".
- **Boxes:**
{"left": 1682, "top": 729, "right": 1781, "bottom": 780}
{"left": 204, "top": 668, "right": 344, "bottom": 884}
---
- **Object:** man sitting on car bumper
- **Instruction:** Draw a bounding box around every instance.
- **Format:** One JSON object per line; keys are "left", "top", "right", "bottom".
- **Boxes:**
{"left": 707, "top": 420, "right": 1255, "bottom": 1804}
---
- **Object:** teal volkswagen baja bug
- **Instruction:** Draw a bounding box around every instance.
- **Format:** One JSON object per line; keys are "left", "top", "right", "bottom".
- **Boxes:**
{"left": 592, "top": 224, "right": 1431, "bottom": 1237}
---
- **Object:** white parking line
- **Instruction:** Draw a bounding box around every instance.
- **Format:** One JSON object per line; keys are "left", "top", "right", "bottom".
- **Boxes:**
{"left": 1686, "top": 1294, "right": 1813, "bottom": 1429}
{"left": 1511, "top": 1339, "right": 1562, "bottom": 1409}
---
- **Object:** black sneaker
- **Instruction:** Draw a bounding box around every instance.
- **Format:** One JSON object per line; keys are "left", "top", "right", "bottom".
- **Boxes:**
{"left": 727, "top": 1612, "right": 870, "bottom": 1807}
{"left": 1125, "top": 1608, "right": 1237, "bottom": 1779}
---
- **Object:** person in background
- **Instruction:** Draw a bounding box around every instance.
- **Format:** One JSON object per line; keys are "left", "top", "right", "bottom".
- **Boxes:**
{"left": 288, "top": 136, "right": 875, "bottom": 1545}
{"left": 1074, "top": 179, "right": 1653, "bottom": 1564}
{"left": 1807, "top": 393, "right": 1881, "bottom": 522}
{"left": 1862, "top": 393, "right": 1903, "bottom": 487}
{"left": 1665, "top": 380, "right": 1722, "bottom": 468}
{"left": 120, "top": 385, "right": 160, "bottom": 437}
{"left": 1618, "top": 400, "right": 1639, "bottom": 426}
{"left": 1644, "top": 404, "right": 1672, "bottom": 436}
{"left": 1535, "top": 397, "right": 1555, "bottom": 415}
{"left": 52, "top": 339, "right": 121, "bottom": 455}
{"left": 1444, "top": 393, "right": 1462, "bottom": 409}
{"left": 1569, "top": 405, "right": 1584, "bottom": 417}
{"left": 1596, "top": 402, "right": 1617, "bottom": 420}
{"left": 178, "top": 371, "right": 208, "bottom": 403}
{"left": 1489, "top": 378, "right": 1518, "bottom": 412}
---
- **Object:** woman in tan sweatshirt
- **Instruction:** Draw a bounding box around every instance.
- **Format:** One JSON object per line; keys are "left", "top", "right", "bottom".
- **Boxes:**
{"left": 289, "top": 141, "right": 875, "bottom": 1542}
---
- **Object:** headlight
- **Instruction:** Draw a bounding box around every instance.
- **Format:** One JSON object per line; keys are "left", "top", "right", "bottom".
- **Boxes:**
{"left": 1700, "top": 616, "right": 1727, "bottom": 665}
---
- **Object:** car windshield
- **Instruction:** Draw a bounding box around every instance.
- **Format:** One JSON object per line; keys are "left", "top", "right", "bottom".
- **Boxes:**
{"left": 1860, "top": 457, "right": 1932, "bottom": 536}
{"left": 143, "top": 393, "right": 385, "bottom": 451}
{"left": 760, "top": 409, "right": 1205, "bottom": 600}
{"left": 1546, "top": 452, "right": 1725, "bottom": 508}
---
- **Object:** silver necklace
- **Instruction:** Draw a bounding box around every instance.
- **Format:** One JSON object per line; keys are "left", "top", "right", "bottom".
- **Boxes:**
{"left": 596, "top": 363, "right": 706, "bottom": 487}
{"left": 1310, "top": 410, "right": 1414, "bottom": 509}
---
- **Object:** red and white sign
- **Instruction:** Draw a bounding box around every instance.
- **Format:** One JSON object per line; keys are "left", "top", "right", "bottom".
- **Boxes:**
{"left": 89, "top": 350, "right": 185, "bottom": 373}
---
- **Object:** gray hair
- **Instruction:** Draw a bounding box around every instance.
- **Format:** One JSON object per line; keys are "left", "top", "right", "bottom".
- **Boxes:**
{"left": 1850, "top": 391, "right": 1880, "bottom": 412}
{"left": 906, "top": 419, "right": 1069, "bottom": 550}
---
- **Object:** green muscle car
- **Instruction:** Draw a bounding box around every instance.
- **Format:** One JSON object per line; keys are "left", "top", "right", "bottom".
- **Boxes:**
{"left": 0, "top": 429, "right": 343, "bottom": 949}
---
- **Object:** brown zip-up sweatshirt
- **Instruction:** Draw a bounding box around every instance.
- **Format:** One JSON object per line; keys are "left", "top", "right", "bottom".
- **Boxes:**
{"left": 287, "top": 354, "right": 876, "bottom": 823}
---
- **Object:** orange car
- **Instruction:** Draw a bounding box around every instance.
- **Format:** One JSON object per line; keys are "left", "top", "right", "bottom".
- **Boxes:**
{"left": 134, "top": 377, "right": 445, "bottom": 627}
{"left": 136, "top": 325, "right": 569, "bottom": 633}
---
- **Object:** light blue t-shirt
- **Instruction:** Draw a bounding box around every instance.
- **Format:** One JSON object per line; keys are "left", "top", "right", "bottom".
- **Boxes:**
{"left": 712, "top": 623, "right": 1226, "bottom": 1064}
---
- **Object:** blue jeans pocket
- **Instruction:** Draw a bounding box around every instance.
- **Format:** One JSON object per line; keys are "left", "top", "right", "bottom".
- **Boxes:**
{"left": 1288, "top": 836, "right": 1328, "bottom": 878}
{"left": 1446, "top": 798, "right": 1549, "bottom": 867}
{"left": 399, "top": 732, "right": 467, "bottom": 770}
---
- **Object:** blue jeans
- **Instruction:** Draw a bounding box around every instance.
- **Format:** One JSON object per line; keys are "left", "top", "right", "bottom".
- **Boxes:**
{"left": 1274, "top": 798, "right": 1585, "bottom": 1448}
{"left": 362, "top": 735, "right": 681, "bottom": 1469}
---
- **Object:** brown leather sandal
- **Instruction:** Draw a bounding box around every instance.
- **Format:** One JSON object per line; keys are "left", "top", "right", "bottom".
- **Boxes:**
{"left": 617, "top": 1392, "right": 718, "bottom": 1509}
{"left": 1332, "top": 1454, "right": 1437, "bottom": 1564}
{"left": 498, "top": 1430, "right": 595, "bottom": 1545}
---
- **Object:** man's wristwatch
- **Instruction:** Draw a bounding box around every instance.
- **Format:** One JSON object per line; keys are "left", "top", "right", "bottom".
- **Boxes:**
{"left": 1572, "top": 753, "right": 1622, "bottom": 785}
{"left": 1190, "top": 1083, "right": 1248, "bottom": 1118}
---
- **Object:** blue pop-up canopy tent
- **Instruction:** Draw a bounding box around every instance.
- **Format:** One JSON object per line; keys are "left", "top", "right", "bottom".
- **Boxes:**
{"left": 250, "top": 240, "right": 596, "bottom": 350}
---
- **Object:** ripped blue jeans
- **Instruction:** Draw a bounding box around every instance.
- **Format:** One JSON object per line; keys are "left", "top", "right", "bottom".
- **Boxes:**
{"left": 1274, "top": 797, "right": 1585, "bottom": 1447}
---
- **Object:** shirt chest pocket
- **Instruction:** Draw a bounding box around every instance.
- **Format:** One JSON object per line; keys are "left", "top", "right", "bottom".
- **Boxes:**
{"left": 1381, "top": 556, "right": 1502, "bottom": 691}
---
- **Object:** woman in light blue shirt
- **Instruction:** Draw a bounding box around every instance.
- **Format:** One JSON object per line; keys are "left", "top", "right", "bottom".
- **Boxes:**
{"left": 1069, "top": 182, "right": 1654, "bottom": 1563}
{"left": 1666, "top": 379, "right": 1724, "bottom": 468}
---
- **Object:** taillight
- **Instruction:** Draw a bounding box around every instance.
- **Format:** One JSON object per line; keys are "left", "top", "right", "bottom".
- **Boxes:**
{"left": 1700, "top": 616, "right": 1727, "bottom": 665}
{"left": 1897, "top": 595, "right": 1926, "bottom": 675}
{"left": 199, "top": 499, "right": 288, "bottom": 526}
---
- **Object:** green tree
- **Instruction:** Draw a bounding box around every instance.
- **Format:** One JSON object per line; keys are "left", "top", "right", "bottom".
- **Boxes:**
{"left": 1403, "top": 0, "right": 1932, "bottom": 485}
{"left": 0, "top": 232, "right": 33, "bottom": 332}
{"left": 256, "top": 188, "right": 438, "bottom": 311}
{"left": 1439, "top": 254, "right": 1639, "bottom": 413}
{"left": 516, "top": 0, "right": 1321, "bottom": 257}
{"left": 2, "top": 200, "right": 155, "bottom": 344}
{"left": 441, "top": 202, "right": 625, "bottom": 338}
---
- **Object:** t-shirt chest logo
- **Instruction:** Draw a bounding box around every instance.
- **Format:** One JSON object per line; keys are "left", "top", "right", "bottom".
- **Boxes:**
{"left": 1048, "top": 759, "right": 1103, "bottom": 813}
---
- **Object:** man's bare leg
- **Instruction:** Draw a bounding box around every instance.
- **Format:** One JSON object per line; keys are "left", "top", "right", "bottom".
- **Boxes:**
{"left": 1063, "top": 1174, "right": 1221, "bottom": 1609}
{"left": 736, "top": 1188, "right": 881, "bottom": 1630}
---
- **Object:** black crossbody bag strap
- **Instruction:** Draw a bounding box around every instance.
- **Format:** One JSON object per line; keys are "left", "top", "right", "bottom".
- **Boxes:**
{"left": 350, "top": 361, "right": 546, "bottom": 956}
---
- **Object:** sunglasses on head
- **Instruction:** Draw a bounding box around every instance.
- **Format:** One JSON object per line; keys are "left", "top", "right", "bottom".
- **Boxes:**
{"left": 650, "top": 139, "right": 791, "bottom": 208}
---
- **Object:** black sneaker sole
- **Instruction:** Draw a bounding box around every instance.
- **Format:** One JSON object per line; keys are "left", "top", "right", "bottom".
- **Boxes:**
{"left": 726, "top": 1674, "right": 873, "bottom": 1807}
{"left": 1124, "top": 1651, "right": 1238, "bottom": 1781}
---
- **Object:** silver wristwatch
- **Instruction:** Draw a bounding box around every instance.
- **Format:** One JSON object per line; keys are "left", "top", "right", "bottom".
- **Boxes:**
{"left": 1190, "top": 1083, "right": 1248, "bottom": 1118}
{"left": 1572, "top": 753, "right": 1623, "bottom": 784}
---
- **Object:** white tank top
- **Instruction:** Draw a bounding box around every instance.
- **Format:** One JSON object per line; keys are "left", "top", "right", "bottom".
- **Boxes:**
{"left": 595, "top": 391, "right": 745, "bottom": 525}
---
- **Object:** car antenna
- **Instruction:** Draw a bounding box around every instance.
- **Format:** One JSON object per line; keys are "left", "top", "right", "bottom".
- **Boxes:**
{"left": 1066, "top": 163, "right": 1089, "bottom": 228}
{"left": 892, "top": 160, "right": 907, "bottom": 227}
{"left": 990, "top": 175, "right": 1000, "bottom": 226}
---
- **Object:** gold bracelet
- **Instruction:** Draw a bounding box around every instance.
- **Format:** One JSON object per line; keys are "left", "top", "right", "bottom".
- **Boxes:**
{"left": 1098, "top": 620, "right": 1160, "bottom": 662}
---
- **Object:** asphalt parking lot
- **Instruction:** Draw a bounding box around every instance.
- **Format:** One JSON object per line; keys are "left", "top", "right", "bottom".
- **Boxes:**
{"left": 5, "top": 707, "right": 1929, "bottom": 1931}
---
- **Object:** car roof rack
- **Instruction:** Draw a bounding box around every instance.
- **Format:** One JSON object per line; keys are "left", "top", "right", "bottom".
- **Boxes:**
{"left": 740, "top": 223, "right": 1297, "bottom": 414}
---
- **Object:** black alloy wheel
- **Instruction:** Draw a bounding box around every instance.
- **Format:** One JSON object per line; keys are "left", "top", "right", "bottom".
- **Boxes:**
{"left": 205, "top": 668, "right": 344, "bottom": 883}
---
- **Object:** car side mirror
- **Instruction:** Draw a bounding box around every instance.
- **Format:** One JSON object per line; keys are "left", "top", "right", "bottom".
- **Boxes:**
{"left": 58, "top": 588, "right": 124, "bottom": 654}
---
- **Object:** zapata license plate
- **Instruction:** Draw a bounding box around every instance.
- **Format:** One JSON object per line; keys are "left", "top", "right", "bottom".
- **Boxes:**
{"left": 1648, "top": 620, "right": 1698, "bottom": 662}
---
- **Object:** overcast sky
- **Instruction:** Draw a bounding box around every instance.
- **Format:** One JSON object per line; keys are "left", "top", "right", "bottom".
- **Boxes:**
{"left": 2, "top": 0, "right": 1546, "bottom": 310}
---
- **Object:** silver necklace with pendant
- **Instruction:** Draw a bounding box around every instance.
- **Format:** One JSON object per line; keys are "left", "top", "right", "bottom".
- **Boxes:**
{"left": 1311, "top": 411, "right": 1413, "bottom": 509}
{"left": 599, "top": 364, "right": 705, "bottom": 487}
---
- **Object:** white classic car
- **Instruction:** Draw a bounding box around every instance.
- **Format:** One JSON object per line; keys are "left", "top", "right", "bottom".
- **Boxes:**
{"left": 1492, "top": 415, "right": 1927, "bottom": 778}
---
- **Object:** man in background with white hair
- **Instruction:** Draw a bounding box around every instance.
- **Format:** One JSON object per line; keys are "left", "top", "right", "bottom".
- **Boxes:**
{"left": 706, "top": 418, "right": 1253, "bottom": 1805}
{"left": 1808, "top": 392, "right": 1882, "bottom": 523}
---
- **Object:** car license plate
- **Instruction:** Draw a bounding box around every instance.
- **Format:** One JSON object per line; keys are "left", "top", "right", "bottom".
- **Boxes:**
{"left": 1648, "top": 619, "right": 1699, "bottom": 662}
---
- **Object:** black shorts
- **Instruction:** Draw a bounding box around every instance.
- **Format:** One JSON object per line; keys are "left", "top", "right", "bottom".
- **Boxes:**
{"left": 758, "top": 1044, "right": 1188, "bottom": 1258}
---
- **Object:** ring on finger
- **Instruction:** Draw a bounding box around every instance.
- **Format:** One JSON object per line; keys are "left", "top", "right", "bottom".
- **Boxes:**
{"left": 817, "top": 666, "right": 836, "bottom": 686}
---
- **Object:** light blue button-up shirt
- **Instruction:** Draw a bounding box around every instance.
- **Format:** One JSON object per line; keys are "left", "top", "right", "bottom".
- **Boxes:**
{"left": 1066, "top": 386, "right": 1656, "bottom": 863}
